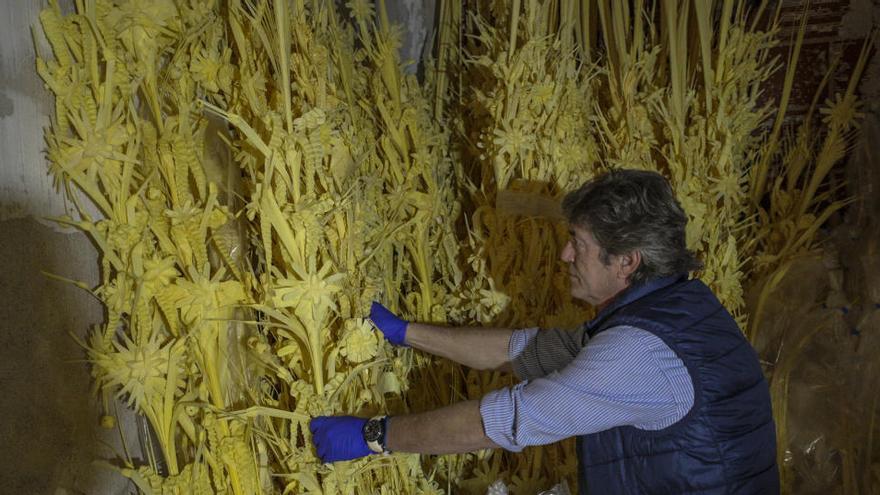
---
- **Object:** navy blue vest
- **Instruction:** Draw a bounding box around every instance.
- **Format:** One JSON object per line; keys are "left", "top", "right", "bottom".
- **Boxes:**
{"left": 576, "top": 275, "right": 778, "bottom": 494}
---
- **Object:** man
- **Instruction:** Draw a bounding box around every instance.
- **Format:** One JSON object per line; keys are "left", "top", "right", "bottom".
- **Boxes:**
{"left": 311, "top": 169, "right": 779, "bottom": 494}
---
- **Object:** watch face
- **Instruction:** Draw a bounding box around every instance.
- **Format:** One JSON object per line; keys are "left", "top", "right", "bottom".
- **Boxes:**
{"left": 363, "top": 419, "right": 382, "bottom": 442}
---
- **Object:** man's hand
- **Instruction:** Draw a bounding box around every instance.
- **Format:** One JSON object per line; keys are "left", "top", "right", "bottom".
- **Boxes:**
{"left": 309, "top": 416, "right": 372, "bottom": 463}
{"left": 369, "top": 301, "right": 409, "bottom": 346}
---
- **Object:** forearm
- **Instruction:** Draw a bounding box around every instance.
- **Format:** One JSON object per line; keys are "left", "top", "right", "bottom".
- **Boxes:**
{"left": 385, "top": 400, "right": 499, "bottom": 454}
{"left": 406, "top": 323, "right": 514, "bottom": 371}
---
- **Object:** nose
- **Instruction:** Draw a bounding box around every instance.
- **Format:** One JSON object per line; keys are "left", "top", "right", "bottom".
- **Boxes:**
{"left": 560, "top": 240, "right": 574, "bottom": 263}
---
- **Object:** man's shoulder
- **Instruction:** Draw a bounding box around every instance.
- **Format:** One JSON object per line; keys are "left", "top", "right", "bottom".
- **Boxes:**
{"left": 614, "top": 278, "right": 727, "bottom": 328}
{"left": 584, "top": 325, "right": 673, "bottom": 358}
{"left": 594, "top": 324, "right": 666, "bottom": 345}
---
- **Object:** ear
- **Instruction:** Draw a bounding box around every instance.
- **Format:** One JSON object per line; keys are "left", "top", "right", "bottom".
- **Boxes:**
{"left": 616, "top": 250, "right": 641, "bottom": 279}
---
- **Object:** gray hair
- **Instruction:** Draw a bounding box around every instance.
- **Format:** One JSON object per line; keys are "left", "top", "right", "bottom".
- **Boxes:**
{"left": 561, "top": 169, "right": 702, "bottom": 284}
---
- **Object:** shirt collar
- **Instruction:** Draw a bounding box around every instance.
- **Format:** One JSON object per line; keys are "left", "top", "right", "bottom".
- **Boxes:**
{"left": 586, "top": 273, "right": 688, "bottom": 332}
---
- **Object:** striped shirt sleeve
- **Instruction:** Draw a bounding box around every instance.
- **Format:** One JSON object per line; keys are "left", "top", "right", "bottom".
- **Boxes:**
{"left": 482, "top": 325, "right": 694, "bottom": 452}
{"left": 509, "top": 326, "right": 588, "bottom": 380}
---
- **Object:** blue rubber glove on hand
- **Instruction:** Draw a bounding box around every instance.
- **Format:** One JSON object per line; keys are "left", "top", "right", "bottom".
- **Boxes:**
{"left": 310, "top": 416, "right": 372, "bottom": 463}
{"left": 369, "top": 301, "right": 409, "bottom": 346}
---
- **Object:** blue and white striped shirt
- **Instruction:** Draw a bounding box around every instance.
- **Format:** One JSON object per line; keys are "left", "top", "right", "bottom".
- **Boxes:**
{"left": 480, "top": 325, "right": 694, "bottom": 452}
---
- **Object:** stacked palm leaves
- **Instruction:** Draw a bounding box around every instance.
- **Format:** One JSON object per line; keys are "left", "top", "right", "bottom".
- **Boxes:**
{"left": 459, "top": 1, "right": 599, "bottom": 329}
{"left": 37, "top": 0, "right": 871, "bottom": 493}
{"left": 38, "top": 0, "right": 461, "bottom": 493}
{"left": 452, "top": 0, "right": 782, "bottom": 342}
{"left": 201, "top": 1, "right": 463, "bottom": 492}
{"left": 588, "top": 0, "right": 785, "bottom": 325}
{"left": 38, "top": 0, "right": 259, "bottom": 492}
{"left": 746, "top": 26, "right": 873, "bottom": 340}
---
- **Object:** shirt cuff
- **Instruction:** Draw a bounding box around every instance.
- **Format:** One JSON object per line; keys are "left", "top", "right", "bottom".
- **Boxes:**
{"left": 508, "top": 327, "right": 539, "bottom": 362}
{"left": 480, "top": 386, "right": 526, "bottom": 452}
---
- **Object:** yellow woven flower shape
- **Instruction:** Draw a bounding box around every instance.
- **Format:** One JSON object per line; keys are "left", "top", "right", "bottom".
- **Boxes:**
{"left": 339, "top": 318, "right": 378, "bottom": 364}
{"left": 90, "top": 331, "right": 185, "bottom": 411}
{"left": 173, "top": 270, "right": 245, "bottom": 325}
{"left": 819, "top": 94, "right": 863, "bottom": 130}
{"left": 478, "top": 287, "right": 511, "bottom": 316}
{"left": 492, "top": 121, "right": 535, "bottom": 157}
{"left": 346, "top": 0, "right": 375, "bottom": 23}
{"left": 142, "top": 255, "right": 178, "bottom": 290}
{"left": 104, "top": 0, "right": 179, "bottom": 40}
{"left": 270, "top": 264, "right": 345, "bottom": 315}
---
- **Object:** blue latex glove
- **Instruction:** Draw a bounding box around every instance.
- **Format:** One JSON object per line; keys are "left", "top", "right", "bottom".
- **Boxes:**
{"left": 369, "top": 301, "right": 409, "bottom": 346}
{"left": 310, "top": 416, "right": 372, "bottom": 463}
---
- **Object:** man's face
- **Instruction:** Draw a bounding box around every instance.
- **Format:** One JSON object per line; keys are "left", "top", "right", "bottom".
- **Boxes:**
{"left": 560, "top": 225, "right": 630, "bottom": 308}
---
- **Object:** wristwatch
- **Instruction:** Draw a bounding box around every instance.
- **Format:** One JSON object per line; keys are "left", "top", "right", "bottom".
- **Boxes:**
{"left": 362, "top": 415, "right": 390, "bottom": 454}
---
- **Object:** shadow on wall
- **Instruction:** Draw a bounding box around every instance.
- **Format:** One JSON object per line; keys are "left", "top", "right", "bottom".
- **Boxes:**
{"left": 0, "top": 217, "right": 130, "bottom": 494}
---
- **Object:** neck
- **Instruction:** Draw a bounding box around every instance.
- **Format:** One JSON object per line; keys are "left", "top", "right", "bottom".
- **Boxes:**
{"left": 596, "top": 284, "right": 629, "bottom": 311}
